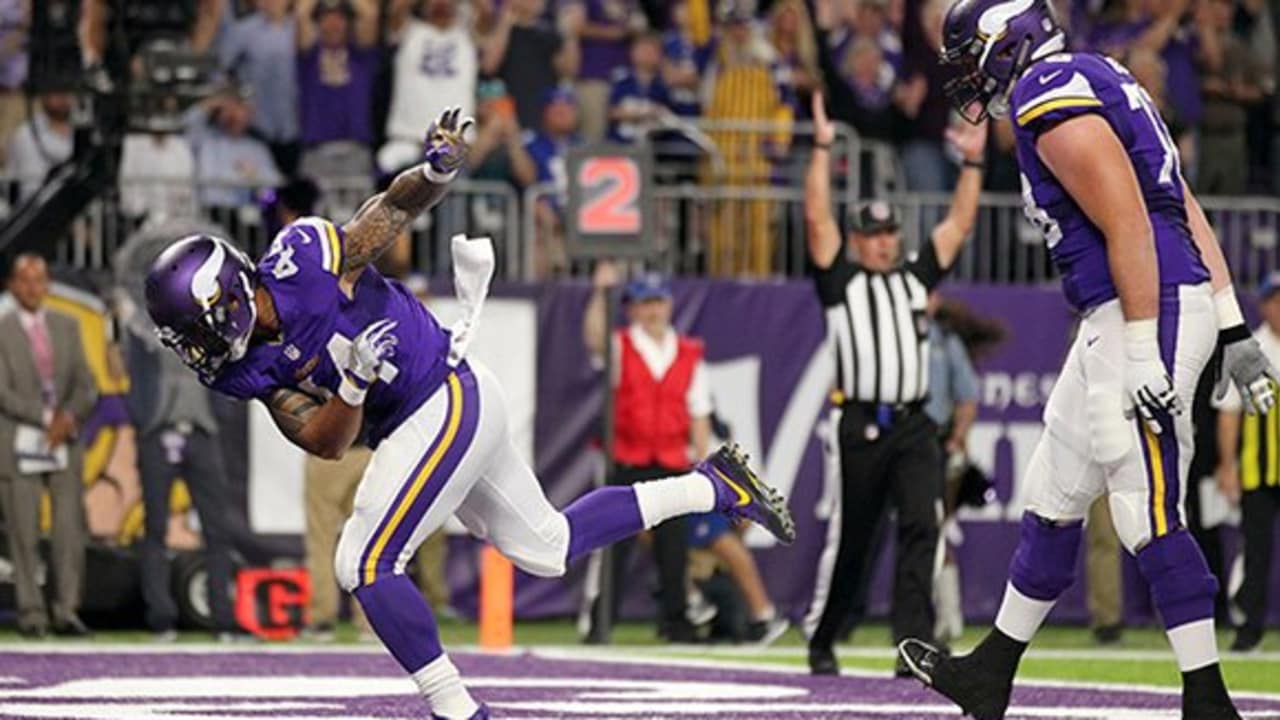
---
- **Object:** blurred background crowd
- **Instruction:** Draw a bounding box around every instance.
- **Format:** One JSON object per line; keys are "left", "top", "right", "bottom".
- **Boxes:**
{"left": 2, "top": 0, "right": 1276, "bottom": 278}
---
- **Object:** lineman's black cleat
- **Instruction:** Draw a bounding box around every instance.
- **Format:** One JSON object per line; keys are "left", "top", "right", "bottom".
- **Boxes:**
{"left": 808, "top": 644, "right": 839, "bottom": 676}
{"left": 1182, "top": 664, "right": 1242, "bottom": 720}
{"left": 898, "top": 638, "right": 1013, "bottom": 720}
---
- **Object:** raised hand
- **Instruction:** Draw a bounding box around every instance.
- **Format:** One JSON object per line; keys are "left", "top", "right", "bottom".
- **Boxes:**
{"left": 811, "top": 90, "right": 835, "bottom": 147}
{"left": 424, "top": 106, "right": 476, "bottom": 179}
{"left": 946, "top": 117, "right": 989, "bottom": 163}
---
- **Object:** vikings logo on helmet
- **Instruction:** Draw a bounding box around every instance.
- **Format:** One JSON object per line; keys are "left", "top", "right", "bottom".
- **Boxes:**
{"left": 145, "top": 235, "right": 258, "bottom": 377}
{"left": 940, "top": 0, "right": 1066, "bottom": 123}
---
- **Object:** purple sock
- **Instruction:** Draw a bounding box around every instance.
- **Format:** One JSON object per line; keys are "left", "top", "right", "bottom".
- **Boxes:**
{"left": 1136, "top": 529, "right": 1218, "bottom": 630}
{"left": 354, "top": 574, "right": 443, "bottom": 673}
{"left": 1008, "top": 512, "right": 1083, "bottom": 601}
{"left": 563, "top": 486, "right": 646, "bottom": 565}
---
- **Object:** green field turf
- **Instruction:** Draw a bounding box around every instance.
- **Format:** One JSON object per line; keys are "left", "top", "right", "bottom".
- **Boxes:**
{"left": 3, "top": 620, "right": 1277, "bottom": 695}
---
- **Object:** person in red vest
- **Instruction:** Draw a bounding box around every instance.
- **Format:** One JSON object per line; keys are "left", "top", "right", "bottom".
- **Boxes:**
{"left": 582, "top": 261, "right": 712, "bottom": 643}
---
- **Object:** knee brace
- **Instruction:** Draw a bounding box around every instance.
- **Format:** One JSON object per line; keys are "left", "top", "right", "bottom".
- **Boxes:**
{"left": 1136, "top": 530, "right": 1218, "bottom": 631}
{"left": 1008, "top": 512, "right": 1083, "bottom": 602}
{"left": 1108, "top": 489, "right": 1153, "bottom": 554}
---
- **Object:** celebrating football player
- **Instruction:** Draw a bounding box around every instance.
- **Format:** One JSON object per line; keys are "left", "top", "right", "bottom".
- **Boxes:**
{"left": 143, "top": 107, "right": 795, "bottom": 720}
{"left": 896, "top": 2, "right": 1278, "bottom": 720}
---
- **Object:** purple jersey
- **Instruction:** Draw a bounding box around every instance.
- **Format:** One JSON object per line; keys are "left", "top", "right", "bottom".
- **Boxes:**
{"left": 1011, "top": 52, "right": 1208, "bottom": 312}
{"left": 207, "top": 217, "right": 452, "bottom": 446}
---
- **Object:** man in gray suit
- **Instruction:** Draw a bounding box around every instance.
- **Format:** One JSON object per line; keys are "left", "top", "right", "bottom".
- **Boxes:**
{"left": 123, "top": 326, "right": 236, "bottom": 639}
{"left": 0, "top": 254, "right": 96, "bottom": 637}
{"left": 116, "top": 220, "right": 237, "bottom": 640}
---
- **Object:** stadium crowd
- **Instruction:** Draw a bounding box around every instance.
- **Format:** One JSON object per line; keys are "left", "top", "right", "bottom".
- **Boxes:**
{"left": 1, "top": 0, "right": 1276, "bottom": 234}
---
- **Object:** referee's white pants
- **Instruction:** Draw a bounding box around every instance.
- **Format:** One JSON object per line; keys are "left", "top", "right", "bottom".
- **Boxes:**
{"left": 1023, "top": 283, "right": 1215, "bottom": 553}
{"left": 334, "top": 360, "right": 570, "bottom": 592}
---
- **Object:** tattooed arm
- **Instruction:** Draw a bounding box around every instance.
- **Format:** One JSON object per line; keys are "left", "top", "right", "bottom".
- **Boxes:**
{"left": 265, "top": 388, "right": 364, "bottom": 460}
{"left": 340, "top": 107, "right": 473, "bottom": 277}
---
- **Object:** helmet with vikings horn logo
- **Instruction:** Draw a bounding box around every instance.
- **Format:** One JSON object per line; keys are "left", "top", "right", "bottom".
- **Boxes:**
{"left": 940, "top": 0, "right": 1066, "bottom": 123}
{"left": 144, "top": 235, "right": 258, "bottom": 377}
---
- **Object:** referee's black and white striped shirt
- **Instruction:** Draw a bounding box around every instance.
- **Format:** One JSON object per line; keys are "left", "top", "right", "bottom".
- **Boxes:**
{"left": 814, "top": 242, "right": 946, "bottom": 405}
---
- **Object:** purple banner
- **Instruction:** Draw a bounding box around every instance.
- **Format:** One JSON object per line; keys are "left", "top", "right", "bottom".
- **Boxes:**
{"left": 438, "top": 280, "right": 1280, "bottom": 630}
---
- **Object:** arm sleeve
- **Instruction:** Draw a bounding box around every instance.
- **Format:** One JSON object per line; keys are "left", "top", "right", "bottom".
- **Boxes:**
{"left": 812, "top": 255, "right": 857, "bottom": 307}
{"left": 904, "top": 240, "right": 946, "bottom": 290}
{"left": 687, "top": 359, "right": 713, "bottom": 418}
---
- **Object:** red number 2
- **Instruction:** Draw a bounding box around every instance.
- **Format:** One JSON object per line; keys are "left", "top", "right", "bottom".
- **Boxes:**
{"left": 577, "top": 157, "right": 641, "bottom": 235}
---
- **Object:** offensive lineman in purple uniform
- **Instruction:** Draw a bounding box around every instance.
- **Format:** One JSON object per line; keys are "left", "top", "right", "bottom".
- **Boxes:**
{"left": 142, "top": 107, "right": 795, "bottom": 720}
{"left": 896, "top": 2, "right": 1279, "bottom": 719}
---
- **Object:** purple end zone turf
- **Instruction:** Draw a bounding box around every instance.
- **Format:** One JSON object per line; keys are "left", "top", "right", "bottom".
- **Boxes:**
{"left": 0, "top": 649, "right": 1277, "bottom": 719}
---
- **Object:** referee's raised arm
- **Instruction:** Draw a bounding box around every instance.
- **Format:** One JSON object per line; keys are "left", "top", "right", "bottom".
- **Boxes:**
{"left": 931, "top": 118, "right": 990, "bottom": 270}
{"left": 805, "top": 91, "right": 842, "bottom": 271}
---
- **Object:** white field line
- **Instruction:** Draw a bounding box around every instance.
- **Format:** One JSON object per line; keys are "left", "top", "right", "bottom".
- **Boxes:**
{"left": 529, "top": 646, "right": 1280, "bottom": 704}
{"left": 607, "top": 643, "right": 1280, "bottom": 663}
{"left": 2, "top": 640, "right": 1278, "bottom": 705}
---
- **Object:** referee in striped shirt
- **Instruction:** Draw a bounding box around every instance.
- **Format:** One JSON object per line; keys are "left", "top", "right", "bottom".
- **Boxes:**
{"left": 801, "top": 91, "right": 987, "bottom": 676}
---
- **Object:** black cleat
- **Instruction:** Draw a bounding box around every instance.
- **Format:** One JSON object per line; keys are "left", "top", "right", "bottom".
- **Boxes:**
{"left": 808, "top": 645, "right": 839, "bottom": 675}
{"left": 898, "top": 638, "right": 1012, "bottom": 720}
{"left": 698, "top": 443, "right": 796, "bottom": 544}
{"left": 1182, "top": 665, "right": 1242, "bottom": 720}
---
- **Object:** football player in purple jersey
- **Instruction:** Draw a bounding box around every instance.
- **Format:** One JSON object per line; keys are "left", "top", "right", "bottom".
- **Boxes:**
{"left": 895, "top": 2, "right": 1279, "bottom": 719}
{"left": 142, "top": 107, "right": 795, "bottom": 720}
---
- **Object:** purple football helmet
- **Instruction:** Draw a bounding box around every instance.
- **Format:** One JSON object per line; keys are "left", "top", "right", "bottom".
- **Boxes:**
{"left": 940, "top": 0, "right": 1066, "bottom": 123}
{"left": 145, "top": 235, "right": 258, "bottom": 377}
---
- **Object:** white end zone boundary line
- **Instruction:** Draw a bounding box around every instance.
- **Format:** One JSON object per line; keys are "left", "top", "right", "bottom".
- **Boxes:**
{"left": 1, "top": 641, "right": 1278, "bottom": 706}
{"left": 528, "top": 645, "right": 1280, "bottom": 704}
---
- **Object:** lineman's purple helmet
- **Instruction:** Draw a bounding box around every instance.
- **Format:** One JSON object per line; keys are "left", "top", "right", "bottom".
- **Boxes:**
{"left": 940, "top": 0, "right": 1065, "bottom": 123}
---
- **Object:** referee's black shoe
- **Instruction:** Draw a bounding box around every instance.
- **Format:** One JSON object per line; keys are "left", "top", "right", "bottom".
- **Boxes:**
{"left": 898, "top": 638, "right": 1013, "bottom": 720}
{"left": 699, "top": 444, "right": 796, "bottom": 544}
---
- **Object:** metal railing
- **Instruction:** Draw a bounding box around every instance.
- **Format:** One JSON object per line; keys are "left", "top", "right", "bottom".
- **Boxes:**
{"left": 6, "top": 172, "right": 1279, "bottom": 287}
{"left": 1, "top": 176, "right": 522, "bottom": 279}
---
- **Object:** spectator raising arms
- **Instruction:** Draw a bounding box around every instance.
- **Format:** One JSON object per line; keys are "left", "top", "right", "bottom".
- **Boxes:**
{"left": 575, "top": 0, "right": 647, "bottom": 141}
{"left": 1086, "top": 0, "right": 1216, "bottom": 177}
{"left": 1196, "top": 0, "right": 1268, "bottom": 194}
{"left": 482, "top": 0, "right": 582, "bottom": 131}
{"left": 296, "top": 0, "right": 381, "bottom": 167}
{"left": 380, "top": 0, "right": 477, "bottom": 175}
{"left": 220, "top": 0, "right": 302, "bottom": 175}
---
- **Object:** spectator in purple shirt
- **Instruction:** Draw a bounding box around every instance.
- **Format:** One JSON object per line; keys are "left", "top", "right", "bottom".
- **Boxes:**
{"left": 574, "top": 0, "right": 646, "bottom": 141}
{"left": 295, "top": 0, "right": 380, "bottom": 172}
{"left": 1086, "top": 0, "right": 1220, "bottom": 180}
{"left": 896, "top": 0, "right": 956, "bottom": 192}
